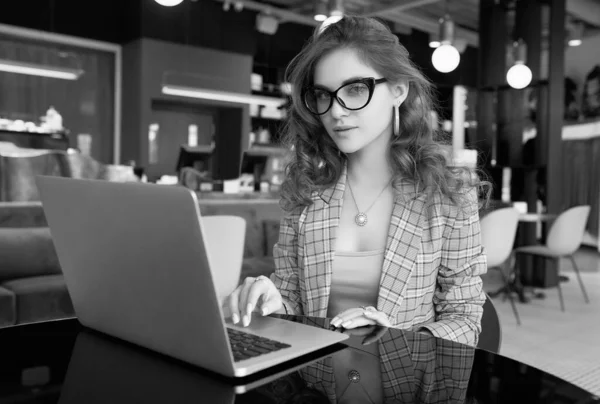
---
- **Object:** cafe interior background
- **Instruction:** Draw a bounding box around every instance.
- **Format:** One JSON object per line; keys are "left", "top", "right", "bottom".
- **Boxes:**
{"left": 0, "top": 0, "right": 599, "bottom": 396}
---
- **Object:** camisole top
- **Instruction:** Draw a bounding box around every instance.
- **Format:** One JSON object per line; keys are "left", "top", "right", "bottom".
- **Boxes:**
{"left": 327, "top": 248, "right": 386, "bottom": 404}
{"left": 327, "top": 248, "right": 385, "bottom": 318}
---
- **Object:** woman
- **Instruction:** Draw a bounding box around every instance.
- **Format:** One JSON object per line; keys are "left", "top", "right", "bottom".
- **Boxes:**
{"left": 227, "top": 16, "right": 489, "bottom": 347}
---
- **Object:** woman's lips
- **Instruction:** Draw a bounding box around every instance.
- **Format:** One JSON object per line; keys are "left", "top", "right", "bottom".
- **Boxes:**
{"left": 333, "top": 127, "right": 357, "bottom": 133}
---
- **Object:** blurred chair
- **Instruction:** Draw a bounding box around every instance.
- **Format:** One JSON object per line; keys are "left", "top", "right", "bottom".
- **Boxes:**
{"left": 513, "top": 205, "right": 591, "bottom": 312}
{"left": 0, "top": 150, "right": 70, "bottom": 201}
{"left": 480, "top": 207, "right": 521, "bottom": 325}
{"left": 478, "top": 293, "right": 502, "bottom": 353}
{"left": 201, "top": 215, "right": 246, "bottom": 305}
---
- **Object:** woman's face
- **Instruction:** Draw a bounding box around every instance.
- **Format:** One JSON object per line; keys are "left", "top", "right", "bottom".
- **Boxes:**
{"left": 312, "top": 48, "right": 407, "bottom": 155}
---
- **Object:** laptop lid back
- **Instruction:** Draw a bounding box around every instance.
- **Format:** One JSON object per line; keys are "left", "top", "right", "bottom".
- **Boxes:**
{"left": 36, "top": 176, "right": 235, "bottom": 376}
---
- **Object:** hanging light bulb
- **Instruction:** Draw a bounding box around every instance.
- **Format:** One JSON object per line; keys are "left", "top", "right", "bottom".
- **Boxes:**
{"left": 429, "top": 33, "right": 441, "bottom": 48}
{"left": 507, "top": 63, "right": 532, "bottom": 89}
{"left": 568, "top": 21, "right": 584, "bottom": 47}
{"left": 155, "top": 0, "right": 184, "bottom": 6}
{"left": 506, "top": 39, "right": 532, "bottom": 89}
{"left": 314, "top": 0, "right": 328, "bottom": 22}
{"left": 431, "top": 15, "right": 460, "bottom": 73}
{"left": 319, "top": 0, "right": 344, "bottom": 32}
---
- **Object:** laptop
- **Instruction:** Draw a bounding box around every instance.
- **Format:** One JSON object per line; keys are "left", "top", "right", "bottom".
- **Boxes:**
{"left": 36, "top": 176, "right": 348, "bottom": 378}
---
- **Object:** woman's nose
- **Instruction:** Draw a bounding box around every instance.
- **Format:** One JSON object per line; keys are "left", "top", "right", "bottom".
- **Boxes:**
{"left": 329, "top": 97, "right": 349, "bottom": 119}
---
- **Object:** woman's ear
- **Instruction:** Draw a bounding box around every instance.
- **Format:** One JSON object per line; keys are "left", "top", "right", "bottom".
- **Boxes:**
{"left": 392, "top": 80, "right": 409, "bottom": 106}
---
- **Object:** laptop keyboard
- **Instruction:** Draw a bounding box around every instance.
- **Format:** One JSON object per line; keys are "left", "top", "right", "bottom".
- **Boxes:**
{"left": 227, "top": 328, "right": 291, "bottom": 362}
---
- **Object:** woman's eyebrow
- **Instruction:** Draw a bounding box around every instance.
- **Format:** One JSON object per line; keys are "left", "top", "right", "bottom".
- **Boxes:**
{"left": 313, "top": 76, "right": 367, "bottom": 90}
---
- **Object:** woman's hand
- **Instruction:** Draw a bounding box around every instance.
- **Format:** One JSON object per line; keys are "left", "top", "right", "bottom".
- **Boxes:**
{"left": 330, "top": 306, "right": 392, "bottom": 330}
{"left": 226, "top": 275, "right": 283, "bottom": 327}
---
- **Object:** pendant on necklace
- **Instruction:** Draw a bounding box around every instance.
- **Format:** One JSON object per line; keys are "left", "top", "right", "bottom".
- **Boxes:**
{"left": 355, "top": 212, "right": 368, "bottom": 226}
{"left": 348, "top": 369, "right": 361, "bottom": 383}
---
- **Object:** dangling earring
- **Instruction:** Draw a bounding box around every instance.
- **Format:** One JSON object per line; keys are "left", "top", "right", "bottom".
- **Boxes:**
{"left": 393, "top": 102, "right": 400, "bottom": 136}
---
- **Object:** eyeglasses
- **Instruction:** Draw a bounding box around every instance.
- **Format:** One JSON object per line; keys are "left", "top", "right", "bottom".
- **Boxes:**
{"left": 303, "top": 77, "right": 388, "bottom": 115}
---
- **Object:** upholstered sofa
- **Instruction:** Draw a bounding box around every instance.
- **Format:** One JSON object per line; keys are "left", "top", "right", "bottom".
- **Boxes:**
{"left": 0, "top": 144, "right": 283, "bottom": 327}
{"left": 0, "top": 147, "right": 139, "bottom": 327}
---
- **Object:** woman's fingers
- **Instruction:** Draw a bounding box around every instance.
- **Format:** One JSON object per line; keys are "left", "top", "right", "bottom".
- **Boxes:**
{"left": 245, "top": 277, "right": 275, "bottom": 315}
{"left": 340, "top": 316, "right": 377, "bottom": 329}
{"left": 237, "top": 276, "right": 280, "bottom": 327}
{"left": 363, "top": 308, "right": 392, "bottom": 327}
{"left": 259, "top": 293, "right": 283, "bottom": 316}
{"left": 227, "top": 277, "right": 264, "bottom": 326}
{"left": 227, "top": 285, "right": 243, "bottom": 325}
{"left": 332, "top": 306, "right": 392, "bottom": 329}
{"left": 238, "top": 277, "right": 256, "bottom": 318}
{"left": 331, "top": 308, "right": 366, "bottom": 328}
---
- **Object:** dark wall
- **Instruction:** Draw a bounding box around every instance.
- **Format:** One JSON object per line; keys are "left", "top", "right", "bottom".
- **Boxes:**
{"left": 139, "top": 0, "right": 258, "bottom": 55}
{"left": 1, "top": 0, "right": 136, "bottom": 44}
{"left": 2, "top": 0, "right": 479, "bottom": 157}
{"left": 122, "top": 38, "right": 252, "bottom": 179}
{"left": 1, "top": 0, "right": 478, "bottom": 90}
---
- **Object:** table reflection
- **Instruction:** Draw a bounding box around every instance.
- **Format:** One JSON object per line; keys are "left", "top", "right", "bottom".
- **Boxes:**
{"left": 10, "top": 316, "right": 594, "bottom": 404}
{"left": 246, "top": 316, "right": 475, "bottom": 404}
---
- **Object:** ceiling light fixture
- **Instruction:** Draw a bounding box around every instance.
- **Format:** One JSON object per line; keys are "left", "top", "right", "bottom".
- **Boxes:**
{"left": 155, "top": 0, "right": 184, "bottom": 6}
{"left": 506, "top": 39, "right": 532, "bottom": 89}
{"left": 319, "top": 0, "right": 344, "bottom": 32}
{"left": 0, "top": 59, "right": 83, "bottom": 80}
{"left": 431, "top": 15, "right": 460, "bottom": 73}
{"left": 314, "top": 0, "right": 328, "bottom": 22}
{"left": 162, "top": 85, "right": 286, "bottom": 108}
{"left": 568, "top": 21, "right": 584, "bottom": 47}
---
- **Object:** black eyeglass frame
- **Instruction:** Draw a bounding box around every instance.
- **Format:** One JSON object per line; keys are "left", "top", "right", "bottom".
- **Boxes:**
{"left": 302, "top": 77, "right": 388, "bottom": 116}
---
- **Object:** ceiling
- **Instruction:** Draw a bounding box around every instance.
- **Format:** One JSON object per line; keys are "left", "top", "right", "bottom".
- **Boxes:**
{"left": 212, "top": 0, "right": 600, "bottom": 48}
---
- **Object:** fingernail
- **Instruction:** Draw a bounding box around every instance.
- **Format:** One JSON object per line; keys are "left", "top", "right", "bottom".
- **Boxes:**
{"left": 331, "top": 318, "right": 339, "bottom": 327}
{"left": 232, "top": 314, "right": 239, "bottom": 324}
{"left": 342, "top": 320, "right": 352, "bottom": 328}
{"left": 246, "top": 303, "right": 253, "bottom": 315}
{"left": 262, "top": 307, "right": 268, "bottom": 316}
{"left": 242, "top": 315, "right": 249, "bottom": 327}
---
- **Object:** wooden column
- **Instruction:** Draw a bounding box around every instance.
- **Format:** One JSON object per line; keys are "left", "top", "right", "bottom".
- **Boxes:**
{"left": 513, "top": 0, "right": 544, "bottom": 245}
{"left": 546, "top": 0, "right": 566, "bottom": 215}
{"left": 477, "top": 0, "right": 509, "bottom": 199}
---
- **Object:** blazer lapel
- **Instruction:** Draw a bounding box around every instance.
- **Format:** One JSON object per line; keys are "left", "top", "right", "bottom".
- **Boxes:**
{"left": 377, "top": 182, "right": 427, "bottom": 319}
{"left": 302, "top": 164, "right": 347, "bottom": 317}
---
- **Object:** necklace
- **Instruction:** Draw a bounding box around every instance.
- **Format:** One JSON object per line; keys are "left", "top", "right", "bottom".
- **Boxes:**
{"left": 346, "top": 177, "right": 393, "bottom": 227}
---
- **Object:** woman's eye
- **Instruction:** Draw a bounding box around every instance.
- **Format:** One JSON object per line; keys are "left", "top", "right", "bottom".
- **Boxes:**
{"left": 348, "top": 84, "right": 367, "bottom": 95}
{"left": 314, "top": 91, "right": 329, "bottom": 100}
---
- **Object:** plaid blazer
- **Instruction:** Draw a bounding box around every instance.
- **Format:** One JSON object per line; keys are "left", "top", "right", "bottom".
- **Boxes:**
{"left": 298, "top": 328, "right": 475, "bottom": 403}
{"left": 271, "top": 164, "right": 487, "bottom": 347}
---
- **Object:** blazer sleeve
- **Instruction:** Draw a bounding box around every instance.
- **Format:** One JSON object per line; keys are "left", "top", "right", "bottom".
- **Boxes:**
{"left": 419, "top": 189, "right": 487, "bottom": 347}
{"left": 270, "top": 208, "right": 304, "bottom": 315}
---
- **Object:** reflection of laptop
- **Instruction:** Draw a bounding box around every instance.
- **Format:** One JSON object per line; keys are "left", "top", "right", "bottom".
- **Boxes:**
{"left": 59, "top": 331, "right": 236, "bottom": 403}
{"left": 36, "top": 176, "right": 348, "bottom": 378}
{"left": 60, "top": 322, "right": 347, "bottom": 400}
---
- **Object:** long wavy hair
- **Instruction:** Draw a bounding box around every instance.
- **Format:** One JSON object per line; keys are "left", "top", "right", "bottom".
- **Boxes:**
{"left": 279, "top": 16, "right": 490, "bottom": 213}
